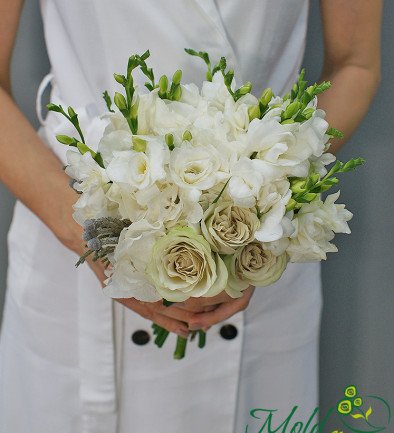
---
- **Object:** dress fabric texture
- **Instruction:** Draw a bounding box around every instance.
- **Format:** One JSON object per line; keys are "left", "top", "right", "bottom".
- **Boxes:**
{"left": 0, "top": 1, "right": 322, "bottom": 432}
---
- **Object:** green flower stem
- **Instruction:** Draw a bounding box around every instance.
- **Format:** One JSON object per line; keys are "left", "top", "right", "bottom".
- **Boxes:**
{"left": 154, "top": 327, "right": 169, "bottom": 348}
{"left": 198, "top": 330, "right": 206, "bottom": 348}
{"left": 174, "top": 336, "right": 188, "bottom": 360}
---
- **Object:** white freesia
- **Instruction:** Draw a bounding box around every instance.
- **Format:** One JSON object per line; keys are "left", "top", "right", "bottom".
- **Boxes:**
{"left": 136, "top": 183, "right": 204, "bottom": 226}
{"left": 106, "top": 137, "right": 168, "bottom": 189}
{"left": 105, "top": 183, "right": 145, "bottom": 222}
{"left": 138, "top": 89, "right": 194, "bottom": 136}
{"left": 309, "top": 152, "right": 336, "bottom": 177}
{"left": 98, "top": 129, "right": 132, "bottom": 165}
{"left": 201, "top": 73, "right": 234, "bottom": 110}
{"left": 255, "top": 179, "right": 292, "bottom": 242}
{"left": 228, "top": 157, "right": 280, "bottom": 208}
{"left": 287, "top": 191, "right": 353, "bottom": 262}
{"left": 246, "top": 107, "right": 329, "bottom": 177}
{"left": 65, "top": 150, "right": 109, "bottom": 190}
{"left": 224, "top": 242, "right": 288, "bottom": 296}
{"left": 104, "top": 220, "right": 164, "bottom": 301}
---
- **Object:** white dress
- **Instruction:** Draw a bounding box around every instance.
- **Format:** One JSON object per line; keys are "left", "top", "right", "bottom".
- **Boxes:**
{"left": 0, "top": 1, "right": 322, "bottom": 432}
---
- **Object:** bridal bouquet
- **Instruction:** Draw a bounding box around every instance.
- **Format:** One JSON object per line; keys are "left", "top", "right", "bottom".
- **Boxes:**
{"left": 48, "top": 49, "right": 363, "bottom": 359}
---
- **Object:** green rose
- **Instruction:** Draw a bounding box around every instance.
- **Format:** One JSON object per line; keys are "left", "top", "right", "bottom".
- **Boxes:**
{"left": 224, "top": 241, "right": 288, "bottom": 297}
{"left": 146, "top": 226, "right": 228, "bottom": 302}
{"left": 201, "top": 202, "right": 260, "bottom": 254}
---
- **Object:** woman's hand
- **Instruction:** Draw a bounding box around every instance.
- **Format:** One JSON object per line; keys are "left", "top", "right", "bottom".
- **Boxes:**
{"left": 86, "top": 255, "right": 198, "bottom": 338}
{"left": 87, "top": 252, "right": 254, "bottom": 336}
{"left": 177, "top": 286, "right": 255, "bottom": 331}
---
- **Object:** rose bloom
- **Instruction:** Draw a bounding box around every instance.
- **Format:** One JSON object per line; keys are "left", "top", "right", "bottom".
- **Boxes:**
{"left": 224, "top": 241, "right": 288, "bottom": 297}
{"left": 146, "top": 226, "right": 228, "bottom": 302}
{"left": 201, "top": 201, "right": 260, "bottom": 254}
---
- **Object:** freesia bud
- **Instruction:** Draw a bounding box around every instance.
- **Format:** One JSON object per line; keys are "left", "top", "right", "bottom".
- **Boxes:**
{"left": 165, "top": 133, "right": 174, "bottom": 150}
{"left": 159, "top": 75, "right": 168, "bottom": 96}
{"left": 172, "top": 86, "right": 182, "bottom": 101}
{"left": 238, "top": 82, "right": 252, "bottom": 96}
{"left": 182, "top": 130, "right": 192, "bottom": 141}
{"left": 114, "top": 73, "right": 126, "bottom": 85}
{"left": 260, "top": 88, "right": 273, "bottom": 106}
{"left": 132, "top": 136, "right": 147, "bottom": 152}
{"left": 114, "top": 92, "right": 127, "bottom": 111}
{"left": 248, "top": 105, "right": 261, "bottom": 121}
{"left": 172, "top": 70, "right": 182, "bottom": 85}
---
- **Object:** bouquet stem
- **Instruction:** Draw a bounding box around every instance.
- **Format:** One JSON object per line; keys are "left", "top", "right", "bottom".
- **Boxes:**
{"left": 151, "top": 323, "right": 206, "bottom": 359}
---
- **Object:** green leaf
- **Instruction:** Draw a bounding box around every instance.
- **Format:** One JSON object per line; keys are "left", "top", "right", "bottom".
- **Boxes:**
{"left": 102, "top": 90, "right": 115, "bottom": 113}
{"left": 327, "top": 127, "right": 344, "bottom": 139}
{"left": 350, "top": 414, "right": 365, "bottom": 420}
{"left": 365, "top": 407, "right": 373, "bottom": 421}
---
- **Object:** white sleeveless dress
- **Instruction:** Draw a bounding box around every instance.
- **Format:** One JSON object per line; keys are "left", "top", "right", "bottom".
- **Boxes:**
{"left": 0, "top": 1, "right": 323, "bottom": 433}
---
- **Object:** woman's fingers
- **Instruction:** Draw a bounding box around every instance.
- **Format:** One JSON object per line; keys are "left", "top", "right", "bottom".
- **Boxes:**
{"left": 115, "top": 298, "right": 190, "bottom": 338}
{"left": 188, "top": 286, "right": 255, "bottom": 330}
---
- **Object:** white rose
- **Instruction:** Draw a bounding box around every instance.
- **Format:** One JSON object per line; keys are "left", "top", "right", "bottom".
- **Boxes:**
{"left": 106, "top": 137, "right": 168, "bottom": 190}
{"left": 103, "top": 219, "right": 164, "bottom": 301}
{"left": 169, "top": 141, "right": 229, "bottom": 195}
{"left": 224, "top": 241, "right": 288, "bottom": 297}
{"left": 287, "top": 191, "right": 353, "bottom": 262}
{"left": 228, "top": 157, "right": 279, "bottom": 208}
{"left": 201, "top": 201, "right": 260, "bottom": 254}
{"left": 146, "top": 226, "right": 228, "bottom": 302}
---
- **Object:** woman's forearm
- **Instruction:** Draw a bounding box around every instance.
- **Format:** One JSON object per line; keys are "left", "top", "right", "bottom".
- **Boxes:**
{"left": 317, "top": 64, "right": 381, "bottom": 155}
{"left": 0, "top": 86, "right": 84, "bottom": 254}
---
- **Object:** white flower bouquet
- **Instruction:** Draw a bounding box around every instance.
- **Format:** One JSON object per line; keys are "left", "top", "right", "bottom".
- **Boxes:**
{"left": 48, "top": 49, "right": 363, "bottom": 358}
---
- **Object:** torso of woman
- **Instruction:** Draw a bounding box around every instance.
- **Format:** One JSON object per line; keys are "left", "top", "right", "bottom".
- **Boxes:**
{"left": 0, "top": 2, "right": 322, "bottom": 433}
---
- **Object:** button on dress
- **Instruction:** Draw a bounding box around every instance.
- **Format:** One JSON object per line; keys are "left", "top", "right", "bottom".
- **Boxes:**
{"left": 0, "top": 1, "right": 323, "bottom": 432}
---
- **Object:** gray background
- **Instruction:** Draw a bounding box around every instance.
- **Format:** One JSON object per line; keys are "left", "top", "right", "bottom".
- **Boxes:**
{"left": 1, "top": 0, "right": 393, "bottom": 428}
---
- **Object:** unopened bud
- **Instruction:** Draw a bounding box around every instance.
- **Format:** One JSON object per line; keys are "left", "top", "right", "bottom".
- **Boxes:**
{"left": 132, "top": 136, "right": 147, "bottom": 152}
{"left": 248, "top": 105, "right": 261, "bottom": 122}
{"left": 113, "top": 73, "right": 126, "bottom": 85}
{"left": 182, "top": 130, "right": 192, "bottom": 141}
{"left": 172, "top": 70, "right": 182, "bottom": 85}
{"left": 114, "top": 92, "right": 127, "bottom": 111}
{"left": 165, "top": 133, "right": 174, "bottom": 150}
{"left": 159, "top": 75, "right": 168, "bottom": 96}
{"left": 260, "top": 88, "right": 273, "bottom": 106}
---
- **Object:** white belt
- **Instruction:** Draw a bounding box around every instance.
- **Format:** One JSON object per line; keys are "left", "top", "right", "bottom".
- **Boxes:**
{"left": 37, "top": 73, "right": 119, "bottom": 433}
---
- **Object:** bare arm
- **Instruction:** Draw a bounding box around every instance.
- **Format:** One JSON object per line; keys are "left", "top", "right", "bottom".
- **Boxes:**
{"left": 318, "top": 0, "right": 382, "bottom": 154}
{"left": 0, "top": 1, "right": 195, "bottom": 337}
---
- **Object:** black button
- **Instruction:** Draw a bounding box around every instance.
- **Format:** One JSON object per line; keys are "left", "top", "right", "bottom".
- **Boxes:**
{"left": 131, "top": 330, "right": 150, "bottom": 345}
{"left": 220, "top": 324, "right": 238, "bottom": 340}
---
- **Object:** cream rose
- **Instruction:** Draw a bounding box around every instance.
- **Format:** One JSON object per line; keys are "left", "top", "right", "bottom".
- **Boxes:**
{"left": 201, "top": 201, "right": 260, "bottom": 254}
{"left": 146, "top": 226, "right": 228, "bottom": 302}
{"left": 224, "top": 241, "right": 288, "bottom": 297}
